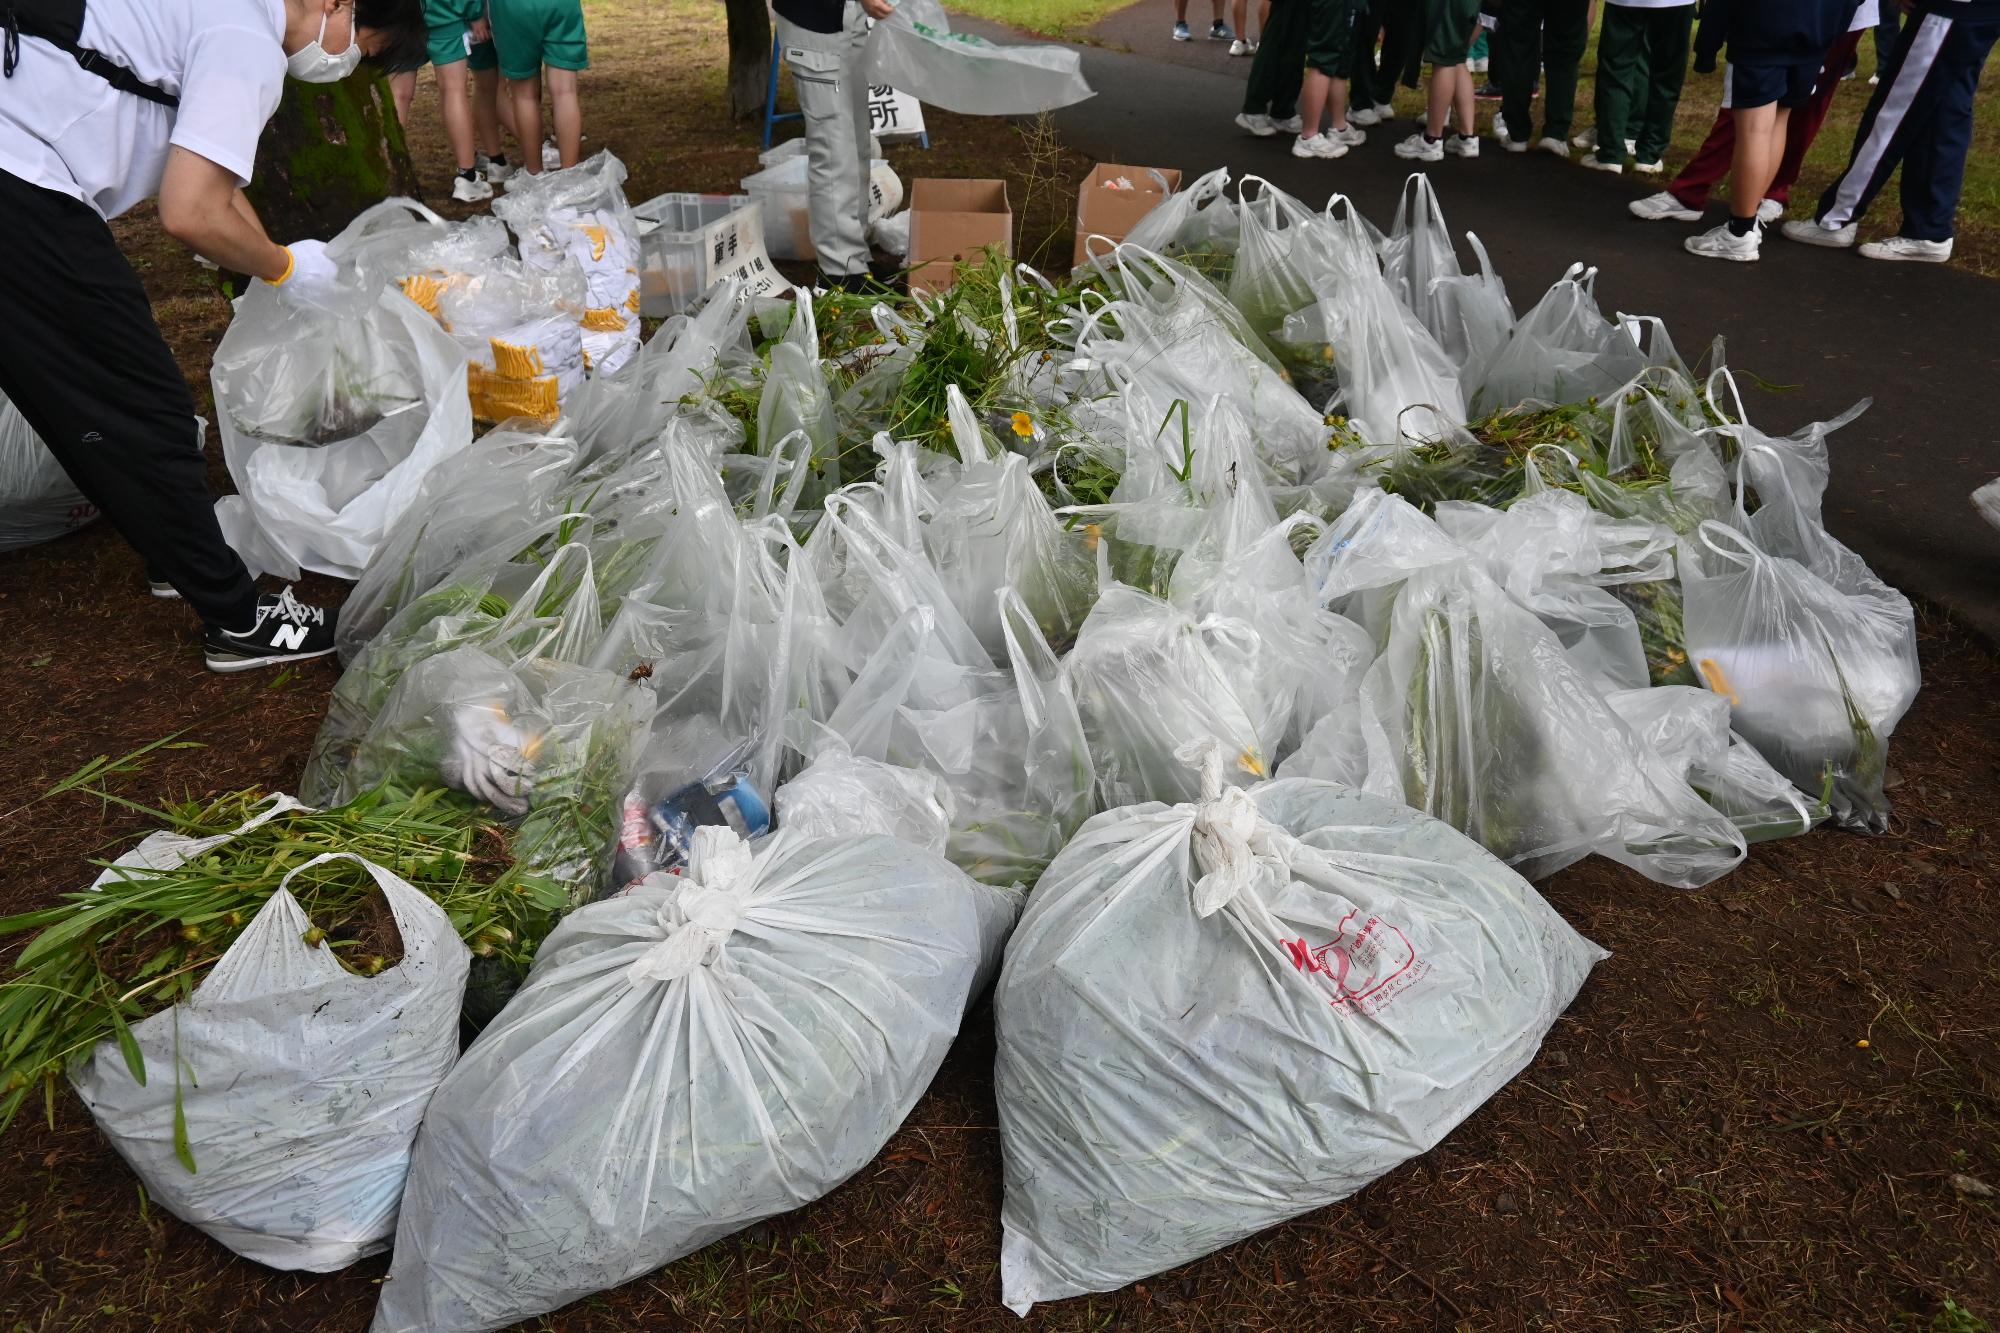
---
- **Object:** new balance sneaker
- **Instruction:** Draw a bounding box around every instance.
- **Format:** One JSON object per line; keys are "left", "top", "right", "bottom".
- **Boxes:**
{"left": 1236, "top": 111, "right": 1276, "bottom": 136}
{"left": 1445, "top": 133, "right": 1480, "bottom": 157}
{"left": 451, "top": 172, "right": 494, "bottom": 203}
{"left": 1536, "top": 136, "right": 1570, "bottom": 158}
{"left": 1756, "top": 198, "right": 1785, "bottom": 225}
{"left": 1327, "top": 124, "right": 1367, "bottom": 148}
{"left": 1629, "top": 191, "right": 1703, "bottom": 223}
{"left": 203, "top": 589, "right": 338, "bottom": 674}
{"left": 1208, "top": 20, "right": 1231, "bottom": 39}
{"left": 1579, "top": 151, "right": 1623, "bottom": 174}
{"left": 1172, "top": 19, "right": 1192, "bottom": 39}
{"left": 1685, "top": 222, "right": 1761, "bottom": 262}
{"left": 1349, "top": 105, "right": 1381, "bottom": 127}
{"left": 1394, "top": 132, "right": 1444, "bottom": 162}
{"left": 1494, "top": 117, "right": 1527, "bottom": 152}
{"left": 1633, "top": 159, "right": 1663, "bottom": 175}
{"left": 1780, "top": 218, "right": 1858, "bottom": 248}
{"left": 476, "top": 151, "right": 515, "bottom": 183}
{"left": 145, "top": 565, "right": 181, "bottom": 599}
{"left": 1228, "top": 37, "right": 1252, "bottom": 54}
{"left": 1860, "top": 235, "right": 1953, "bottom": 263}
{"left": 1271, "top": 114, "right": 1303, "bottom": 134}
{"left": 1371, "top": 102, "right": 1395, "bottom": 121}
{"left": 1292, "top": 133, "right": 1349, "bottom": 159}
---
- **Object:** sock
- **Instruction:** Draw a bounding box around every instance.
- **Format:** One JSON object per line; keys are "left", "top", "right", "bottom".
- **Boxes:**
{"left": 490, "top": 154, "right": 508, "bottom": 168}
{"left": 1424, "top": 133, "right": 1440, "bottom": 144}
{"left": 1727, "top": 215, "right": 1756, "bottom": 237}
{"left": 1458, "top": 133, "right": 1477, "bottom": 142}
{"left": 458, "top": 167, "right": 478, "bottom": 181}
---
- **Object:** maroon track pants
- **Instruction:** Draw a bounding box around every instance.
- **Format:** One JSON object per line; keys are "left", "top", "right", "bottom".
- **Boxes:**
{"left": 1665, "top": 29, "right": 1866, "bottom": 210}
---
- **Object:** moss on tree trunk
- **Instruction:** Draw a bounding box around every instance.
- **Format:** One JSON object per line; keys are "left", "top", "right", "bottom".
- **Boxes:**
{"left": 248, "top": 70, "right": 420, "bottom": 241}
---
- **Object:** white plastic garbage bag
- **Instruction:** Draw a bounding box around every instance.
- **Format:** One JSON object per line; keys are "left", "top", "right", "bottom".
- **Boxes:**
{"left": 0, "top": 390, "right": 95, "bottom": 552}
{"left": 1380, "top": 174, "right": 1513, "bottom": 374}
{"left": 1117, "top": 166, "right": 1238, "bottom": 280}
{"left": 1469, "top": 263, "right": 1648, "bottom": 416}
{"left": 213, "top": 283, "right": 474, "bottom": 581}
{"left": 865, "top": 0, "right": 1093, "bottom": 116}
{"left": 73, "top": 801, "right": 468, "bottom": 1273}
{"left": 1977, "top": 478, "right": 2000, "bottom": 530}
{"left": 775, "top": 734, "right": 955, "bottom": 855}
{"left": 995, "top": 755, "right": 1605, "bottom": 1314}
{"left": 370, "top": 827, "right": 1017, "bottom": 1333}
{"left": 1604, "top": 685, "right": 1823, "bottom": 844}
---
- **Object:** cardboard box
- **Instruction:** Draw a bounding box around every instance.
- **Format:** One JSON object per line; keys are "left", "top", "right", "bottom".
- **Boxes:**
{"left": 907, "top": 178, "right": 1013, "bottom": 293}
{"left": 1073, "top": 164, "right": 1183, "bottom": 268}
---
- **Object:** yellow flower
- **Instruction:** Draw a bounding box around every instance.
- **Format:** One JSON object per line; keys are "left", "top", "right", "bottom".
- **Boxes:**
{"left": 1011, "top": 411, "right": 1035, "bottom": 438}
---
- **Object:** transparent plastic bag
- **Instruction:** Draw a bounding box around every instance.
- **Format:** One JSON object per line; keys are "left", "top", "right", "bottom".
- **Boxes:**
{"left": 1604, "top": 686, "right": 1823, "bottom": 844}
{"left": 863, "top": 0, "right": 1093, "bottom": 116}
{"left": 371, "top": 827, "right": 1017, "bottom": 1333}
{"left": 73, "top": 813, "right": 468, "bottom": 1273}
{"left": 1380, "top": 174, "right": 1513, "bottom": 372}
{"left": 995, "top": 756, "right": 1605, "bottom": 1314}
{"left": 1226, "top": 177, "right": 1322, "bottom": 350}
{"left": 1977, "top": 478, "right": 2000, "bottom": 530}
{"left": 212, "top": 283, "right": 475, "bottom": 580}
{"left": 1294, "top": 489, "right": 1746, "bottom": 887}
{"left": 774, "top": 734, "right": 954, "bottom": 855}
{"left": 1469, "top": 264, "right": 1649, "bottom": 416}
{"left": 1117, "top": 166, "right": 1238, "bottom": 284}
{"left": 1275, "top": 277, "right": 1464, "bottom": 443}
{"left": 0, "top": 389, "right": 95, "bottom": 552}
{"left": 495, "top": 150, "right": 644, "bottom": 376}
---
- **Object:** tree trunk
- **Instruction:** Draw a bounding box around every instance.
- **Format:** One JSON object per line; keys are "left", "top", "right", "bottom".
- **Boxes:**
{"left": 247, "top": 70, "right": 420, "bottom": 242}
{"left": 725, "top": 0, "right": 773, "bottom": 121}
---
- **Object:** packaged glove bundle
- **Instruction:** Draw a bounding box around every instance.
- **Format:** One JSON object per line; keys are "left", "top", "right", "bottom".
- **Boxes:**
{"left": 496, "top": 151, "right": 644, "bottom": 377}
{"left": 370, "top": 827, "right": 1018, "bottom": 1333}
{"left": 73, "top": 800, "right": 468, "bottom": 1273}
{"left": 0, "top": 390, "right": 95, "bottom": 553}
{"left": 995, "top": 757, "right": 1605, "bottom": 1313}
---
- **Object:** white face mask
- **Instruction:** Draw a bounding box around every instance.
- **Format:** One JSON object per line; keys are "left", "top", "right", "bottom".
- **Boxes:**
{"left": 286, "top": 7, "right": 364, "bottom": 83}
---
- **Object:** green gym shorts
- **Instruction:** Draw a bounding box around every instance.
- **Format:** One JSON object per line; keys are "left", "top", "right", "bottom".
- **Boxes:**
{"left": 491, "top": 0, "right": 591, "bottom": 81}
{"left": 426, "top": 19, "right": 497, "bottom": 70}
{"left": 1423, "top": 0, "right": 1481, "bottom": 66}
{"left": 1305, "top": 0, "right": 1357, "bottom": 78}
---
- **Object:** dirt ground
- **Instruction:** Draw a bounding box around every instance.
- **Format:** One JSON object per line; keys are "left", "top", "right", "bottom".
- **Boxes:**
{"left": 1, "top": 1, "right": 1997, "bottom": 1329}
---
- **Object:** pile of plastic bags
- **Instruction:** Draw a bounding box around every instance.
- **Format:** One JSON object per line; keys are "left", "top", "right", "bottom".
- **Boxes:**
{"left": 76, "top": 171, "right": 1924, "bottom": 1324}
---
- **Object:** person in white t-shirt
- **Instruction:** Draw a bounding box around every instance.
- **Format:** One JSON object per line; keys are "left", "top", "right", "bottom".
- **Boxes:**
{"left": 0, "top": 0, "right": 426, "bottom": 672}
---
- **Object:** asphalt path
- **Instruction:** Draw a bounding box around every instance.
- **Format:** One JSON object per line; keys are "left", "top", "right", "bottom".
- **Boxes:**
{"left": 954, "top": 9, "right": 2000, "bottom": 643}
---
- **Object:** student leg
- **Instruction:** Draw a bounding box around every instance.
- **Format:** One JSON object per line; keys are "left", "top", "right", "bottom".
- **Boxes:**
{"left": 547, "top": 68, "right": 583, "bottom": 167}
{"left": 1666, "top": 107, "right": 1735, "bottom": 211}
{"left": 510, "top": 74, "right": 545, "bottom": 173}
{"left": 1816, "top": 12, "right": 1949, "bottom": 231}
{"left": 436, "top": 60, "right": 477, "bottom": 171}
{"left": 1592, "top": 3, "right": 1645, "bottom": 164}
{"left": 541, "top": 2, "right": 590, "bottom": 167}
{"left": 0, "top": 172, "right": 257, "bottom": 628}
{"left": 471, "top": 60, "right": 507, "bottom": 159}
{"left": 1730, "top": 102, "right": 1786, "bottom": 223}
{"left": 1633, "top": 5, "right": 1696, "bottom": 166}
{"left": 389, "top": 70, "right": 416, "bottom": 125}
{"left": 1893, "top": 13, "right": 1999, "bottom": 241}
{"left": 1537, "top": 0, "right": 1590, "bottom": 141}
{"left": 1768, "top": 29, "right": 1864, "bottom": 203}
{"left": 778, "top": 10, "right": 871, "bottom": 278}
{"left": 1497, "top": 0, "right": 1543, "bottom": 141}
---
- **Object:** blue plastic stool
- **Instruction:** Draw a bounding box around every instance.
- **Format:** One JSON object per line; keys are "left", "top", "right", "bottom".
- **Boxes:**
{"left": 761, "top": 34, "right": 930, "bottom": 151}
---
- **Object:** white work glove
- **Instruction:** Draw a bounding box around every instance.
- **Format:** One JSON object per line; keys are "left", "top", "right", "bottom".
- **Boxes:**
{"left": 268, "top": 239, "right": 341, "bottom": 307}
{"left": 437, "top": 702, "right": 543, "bottom": 817}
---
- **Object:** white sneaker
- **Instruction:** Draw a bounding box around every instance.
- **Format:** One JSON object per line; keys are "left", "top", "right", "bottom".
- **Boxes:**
{"left": 1756, "top": 198, "right": 1785, "bottom": 225}
{"left": 1629, "top": 191, "right": 1702, "bottom": 223}
{"left": 1633, "top": 159, "right": 1664, "bottom": 175}
{"left": 1229, "top": 38, "right": 1252, "bottom": 55}
{"left": 1469, "top": 55, "right": 1489, "bottom": 74}
{"left": 1860, "top": 235, "right": 1953, "bottom": 263}
{"left": 475, "top": 151, "right": 516, "bottom": 183}
{"left": 1248, "top": 40, "right": 1260, "bottom": 52}
{"left": 1271, "top": 114, "right": 1303, "bottom": 134}
{"left": 1780, "top": 218, "right": 1858, "bottom": 248}
{"left": 1579, "top": 151, "right": 1623, "bottom": 174}
{"left": 1684, "top": 222, "right": 1761, "bottom": 262}
{"left": 1349, "top": 105, "right": 1381, "bottom": 127}
{"left": 1328, "top": 124, "right": 1367, "bottom": 148}
{"left": 1536, "top": 136, "right": 1570, "bottom": 159}
{"left": 1445, "top": 133, "right": 1480, "bottom": 157}
{"left": 1236, "top": 111, "right": 1276, "bottom": 136}
{"left": 1494, "top": 118, "right": 1527, "bottom": 152}
{"left": 1292, "top": 133, "right": 1349, "bottom": 159}
{"left": 1394, "top": 132, "right": 1444, "bottom": 162}
{"left": 1572, "top": 127, "right": 1596, "bottom": 149}
{"left": 1373, "top": 102, "right": 1396, "bottom": 121}
{"left": 451, "top": 173, "right": 494, "bottom": 202}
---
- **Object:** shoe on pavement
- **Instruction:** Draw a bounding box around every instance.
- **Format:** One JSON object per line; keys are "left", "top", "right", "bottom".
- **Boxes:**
{"left": 476, "top": 151, "right": 515, "bottom": 183}
{"left": 1350, "top": 105, "right": 1381, "bottom": 127}
{"left": 1172, "top": 19, "right": 1191, "bottom": 39}
{"left": 1236, "top": 111, "right": 1276, "bottom": 136}
{"left": 1293, "top": 133, "right": 1350, "bottom": 159}
{"left": 1372, "top": 102, "right": 1395, "bottom": 121}
{"left": 1494, "top": 118, "right": 1527, "bottom": 152}
{"left": 1248, "top": 40, "right": 1260, "bottom": 52}
{"left": 1228, "top": 37, "right": 1252, "bottom": 54}
{"left": 1684, "top": 222, "right": 1761, "bottom": 262}
{"left": 1209, "top": 20, "right": 1231, "bottom": 39}
{"left": 1445, "top": 133, "right": 1480, "bottom": 158}
{"left": 451, "top": 173, "right": 494, "bottom": 203}
{"left": 1780, "top": 218, "right": 1858, "bottom": 248}
{"left": 1536, "top": 136, "right": 1569, "bottom": 158}
{"left": 1271, "top": 114, "right": 1303, "bottom": 133}
{"left": 1579, "top": 151, "right": 1623, "bottom": 174}
{"left": 1573, "top": 128, "right": 1630, "bottom": 153}
{"left": 1328, "top": 124, "right": 1367, "bottom": 148}
{"left": 1860, "top": 234, "right": 1953, "bottom": 263}
{"left": 1394, "top": 132, "right": 1444, "bottom": 162}
{"left": 1630, "top": 191, "right": 1702, "bottom": 223}
{"left": 1633, "top": 159, "right": 1663, "bottom": 175}
{"left": 1756, "top": 198, "right": 1784, "bottom": 225}
{"left": 147, "top": 569, "right": 181, "bottom": 599}
{"left": 203, "top": 589, "right": 338, "bottom": 674}
{"left": 1475, "top": 82, "right": 1502, "bottom": 100}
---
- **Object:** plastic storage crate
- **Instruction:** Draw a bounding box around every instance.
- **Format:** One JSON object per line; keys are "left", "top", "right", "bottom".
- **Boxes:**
{"left": 633, "top": 193, "right": 773, "bottom": 316}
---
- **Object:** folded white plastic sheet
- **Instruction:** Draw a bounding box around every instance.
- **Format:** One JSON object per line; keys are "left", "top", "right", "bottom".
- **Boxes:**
{"left": 865, "top": 0, "right": 1093, "bottom": 116}
{"left": 371, "top": 827, "right": 1018, "bottom": 1333}
{"left": 995, "top": 764, "right": 1605, "bottom": 1313}
{"left": 72, "top": 799, "right": 468, "bottom": 1273}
